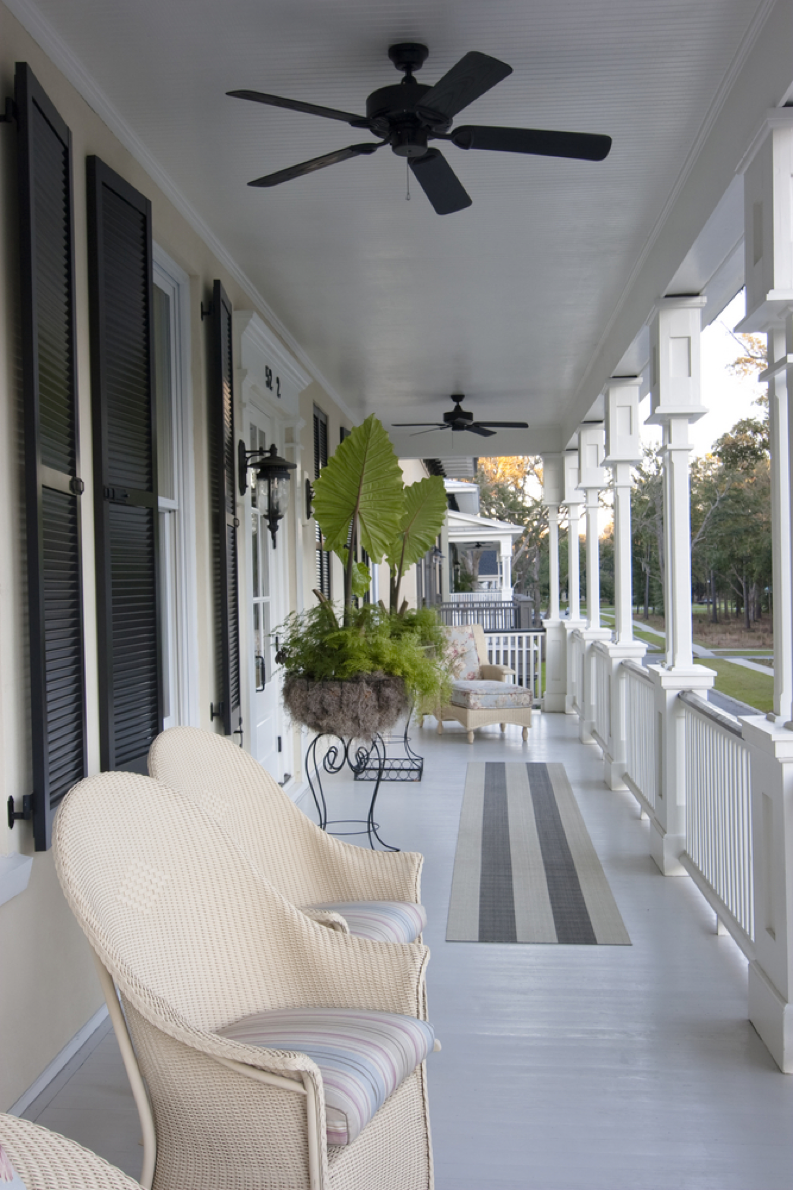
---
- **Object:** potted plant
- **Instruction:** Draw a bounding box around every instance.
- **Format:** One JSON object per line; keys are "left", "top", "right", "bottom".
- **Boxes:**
{"left": 275, "top": 414, "right": 449, "bottom": 737}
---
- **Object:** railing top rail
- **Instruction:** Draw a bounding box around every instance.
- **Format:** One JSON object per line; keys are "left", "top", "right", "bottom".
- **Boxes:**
{"left": 678, "top": 689, "right": 743, "bottom": 737}
{"left": 622, "top": 658, "right": 654, "bottom": 685}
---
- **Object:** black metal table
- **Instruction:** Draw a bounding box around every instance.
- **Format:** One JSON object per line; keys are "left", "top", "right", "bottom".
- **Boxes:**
{"left": 305, "top": 732, "right": 398, "bottom": 850}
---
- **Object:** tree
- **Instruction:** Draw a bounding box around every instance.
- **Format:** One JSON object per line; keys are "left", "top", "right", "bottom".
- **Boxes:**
{"left": 631, "top": 446, "right": 665, "bottom": 618}
{"left": 474, "top": 457, "right": 550, "bottom": 610}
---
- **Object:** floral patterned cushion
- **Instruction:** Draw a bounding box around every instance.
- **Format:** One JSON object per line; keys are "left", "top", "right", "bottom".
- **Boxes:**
{"left": 445, "top": 626, "right": 481, "bottom": 681}
{"left": 450, "top": 680, "right": 534, "bottom": 710}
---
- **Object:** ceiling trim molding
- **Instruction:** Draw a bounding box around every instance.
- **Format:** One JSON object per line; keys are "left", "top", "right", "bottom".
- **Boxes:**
{"left": 567, "top": 0, "right": 777, "bottom": 438}
{"left": 4, "top": 0, "right": 358, "bottom": 427}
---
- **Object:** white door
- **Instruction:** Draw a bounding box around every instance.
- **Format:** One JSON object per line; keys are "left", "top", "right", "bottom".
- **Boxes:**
{"left": 246, "top": 410, "right": 287, "bottom": 781}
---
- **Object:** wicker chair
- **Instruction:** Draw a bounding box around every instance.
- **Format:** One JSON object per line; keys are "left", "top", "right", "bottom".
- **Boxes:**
{"left": 0, "top": 1114, "right": 141, "bottom": 1189}
{"left": 434, "top": 623, "right": 533, "bottom": 743}
{"left": 53, "top": 771, "right": 435, "bottom": 1190}
{"left": 148, "top": 726, "right": 427, "bottom": 944}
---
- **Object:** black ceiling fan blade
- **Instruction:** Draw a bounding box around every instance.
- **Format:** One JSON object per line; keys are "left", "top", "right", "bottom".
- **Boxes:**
{"left": 249, "top": 143, "right": 383, "bottom": 188}
{"left": 451, "top": 125, "right": 612, "bottom": 161}
{"left": 409, "top": 149, "right": 472, "bottom": 215}
{"left": 228, "top": 89, "right": 368, "bottom": 127}
{"left": 466, "top": 424, "right": 497, "bottom": 438}
{"left": 392, "top": 422, "right": 446, "bottom": 428}
{"left": 476, "top": 421, "right": 529, "bottom": 429}
{"left": 416, "top": 52, "right": 512, "bottom": 121}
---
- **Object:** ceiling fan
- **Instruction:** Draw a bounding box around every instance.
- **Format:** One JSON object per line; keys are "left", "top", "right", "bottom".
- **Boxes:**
{"left": 392, "top": 394, "right": 529, "bottom": 438}
{"left": 228, "top": 42, "right": 612, "bottom": 215}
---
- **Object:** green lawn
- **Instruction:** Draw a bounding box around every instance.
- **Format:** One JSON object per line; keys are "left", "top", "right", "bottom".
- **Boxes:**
{"left": 694, "top": 659, "right": 773, "bottom": 714}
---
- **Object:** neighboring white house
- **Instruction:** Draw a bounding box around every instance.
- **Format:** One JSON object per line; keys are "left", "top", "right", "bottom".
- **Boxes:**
{"left": 443, "top": 479, "right": 522, "bottom": 600}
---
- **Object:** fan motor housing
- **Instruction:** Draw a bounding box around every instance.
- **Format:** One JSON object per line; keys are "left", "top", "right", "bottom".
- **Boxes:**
{"left": 366, "top": 83, "right": 450, "bottom": 137}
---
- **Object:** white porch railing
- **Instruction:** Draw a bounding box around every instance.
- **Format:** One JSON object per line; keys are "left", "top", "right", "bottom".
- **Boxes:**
{"left": 440, "top": 602, "right": 517, "bottom": 631}
{"left": 622, "top": 659, "right": 658, "bottom": 812}
{"left": 592, "top": 641, "right": 611, "bottom": 749}
{"left": 570, "top": 630, "right": 585, "bottom": 714}
{"left": 679, "top": 691, "right": 754, "bottom": 955}
{"left": 484, "top": 632, "right": 542, "bottom": 703}
{"left": 449, "top": 591, "right": 510, "bottom": 603}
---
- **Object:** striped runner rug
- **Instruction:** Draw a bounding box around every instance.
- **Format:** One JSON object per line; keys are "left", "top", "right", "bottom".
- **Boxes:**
{"left": 447, "top": 762, "right": 630, "bottom": 945}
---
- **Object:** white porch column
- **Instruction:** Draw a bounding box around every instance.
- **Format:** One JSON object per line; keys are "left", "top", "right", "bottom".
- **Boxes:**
{"left": 600, "top": 378, "right": 647, "bottom": 789}
{"left": 541, "top": 454, "right": 566, "bottom": 712}
{"left": 735, "top": 110, "right": 793, "bottom": 1071}
{"left": 645, "top": 296, "right": 714, "bottom": 874}
{"left": 562, "top": 449, "right": 586, "bottom": 714}
{"left": 577, "top": 425, "right": 611, "bottom": 744}
{"left": 499, "top": 538, "right": 513, "bottom": 601}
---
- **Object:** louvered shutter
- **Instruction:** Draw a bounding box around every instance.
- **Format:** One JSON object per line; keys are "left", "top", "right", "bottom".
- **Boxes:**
{"left": 16, "top": 63, "right": 86, "bottom": 849}
{"left": 87, "top": 156, "right": 162, "bottom": 773}
{"left": 313, "top": 406, "right": 331, "bottom": 598}
{"left": 209, "top": 281, "right": 241, "bottom": 737}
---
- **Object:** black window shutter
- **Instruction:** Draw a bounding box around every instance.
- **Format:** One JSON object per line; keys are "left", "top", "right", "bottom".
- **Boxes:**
{"left": 16, "top": 62, "right": 86, "bottom": 849}
{"left": 87, "top": 156, "right": 162, "bottom": 773}
{"left": 313, "top": 406, "right": 331, "bottom": 599}
{"left": 209, "top": 280, "right": 241, "bottom": 737}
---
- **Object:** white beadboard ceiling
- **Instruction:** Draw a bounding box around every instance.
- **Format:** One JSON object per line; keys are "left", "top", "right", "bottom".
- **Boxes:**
{"left": 10, "top": 0, "right": 788, "bottom": 457}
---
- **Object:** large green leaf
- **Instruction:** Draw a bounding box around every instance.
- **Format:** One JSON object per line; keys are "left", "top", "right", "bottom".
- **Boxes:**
{"left": 312, "top": 414, "right": 405, "bottom": 563}
{"left": 386, "top": 475, "right": 448, "bottom": 573}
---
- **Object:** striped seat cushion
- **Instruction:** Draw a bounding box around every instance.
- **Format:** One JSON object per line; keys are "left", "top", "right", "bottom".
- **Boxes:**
{"left": 450, "top": 679, "right": 534, "bottom": 710}
{"left": 308, "top": 901, "right": 427, "bottom": 943}
{"left": 218, "top": 1007, "right": 435, "bottom": 1146}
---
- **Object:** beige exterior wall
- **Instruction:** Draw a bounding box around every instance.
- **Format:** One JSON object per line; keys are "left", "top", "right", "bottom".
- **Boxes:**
{"left": 0, "top": 3, "right": 355, "bottom": 1110}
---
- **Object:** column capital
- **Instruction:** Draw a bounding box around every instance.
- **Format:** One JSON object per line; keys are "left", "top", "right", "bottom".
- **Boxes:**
{"left": 540, "top": 452, "right": 564, "bottom": 507}
{"left": 737, "top": 114, "right": 793, "bottom": 332}
{"left": 560, "top": 449, "right": 585, "bottom": 507}
{"left": 577, "top": 424, "right": 607, "bottom": 491}
{"left": 604, "top": 376, "right": 642, "bottom": 465}
{"left": 646, "top": 297, "right": 708, "bottom": 427}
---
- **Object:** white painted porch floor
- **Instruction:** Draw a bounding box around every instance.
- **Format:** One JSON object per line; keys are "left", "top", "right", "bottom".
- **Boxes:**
{"left": 23, "top": 713, "right": 793, "bottom": 1189}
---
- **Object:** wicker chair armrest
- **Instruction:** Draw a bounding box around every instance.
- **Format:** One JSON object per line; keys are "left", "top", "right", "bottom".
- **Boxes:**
{"left": 299, "top": 835, "right": 424, "bottom": 904}
{"left": 479, "top": 664, "right": 514, "bottom": 681}
{"left": 302, "top": 908, "right": 350, "bottom": 933}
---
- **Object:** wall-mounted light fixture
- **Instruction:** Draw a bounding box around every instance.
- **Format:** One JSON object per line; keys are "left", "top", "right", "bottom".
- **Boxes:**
{"left": 305, "top": 477, "right": 314, "bottom": 521}
{"left": 238, "top": 440, "right": 297, "bottom": 548}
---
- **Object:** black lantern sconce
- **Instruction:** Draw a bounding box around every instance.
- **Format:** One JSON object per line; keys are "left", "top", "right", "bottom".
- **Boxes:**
{"left": 238, "top": 440, "right": 297, "bottom": 548}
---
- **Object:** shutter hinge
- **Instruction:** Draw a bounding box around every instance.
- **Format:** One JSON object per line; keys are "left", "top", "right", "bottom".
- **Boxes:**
{"left": 0, "top": 98, "right": 17, "bottom": 124}
{"left": 7, "top": 794, "right": 33, "bottom": 830}
{"left": 70, "top": 476, "right": 85, "bottom": 495}
{"left": 104, "top": 486, "right": 129, "bottom": 502}
{"left": 200, "top": 301, "right": 214, "bottom": 320}
{"left": 277, "top": 736, "right": 282, "bottom": 753}
{"left": 209, "top": 701, "right": 224, "bottom": 721}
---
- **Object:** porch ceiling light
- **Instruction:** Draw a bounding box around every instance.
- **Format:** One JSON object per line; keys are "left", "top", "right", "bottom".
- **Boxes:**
{"left": 238, "top": 440, "right": 297, "bottom": 548}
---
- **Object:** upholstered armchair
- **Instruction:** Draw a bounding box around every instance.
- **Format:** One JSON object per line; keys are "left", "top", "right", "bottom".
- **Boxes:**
{"left": 149, "top": 726, "right": 426, "bottom": 944}
{"left": 434, "top": 623, "right": 533, "bottom": 743}
{"left": 54, "top": 771, "right": 436, "bottom": 1190}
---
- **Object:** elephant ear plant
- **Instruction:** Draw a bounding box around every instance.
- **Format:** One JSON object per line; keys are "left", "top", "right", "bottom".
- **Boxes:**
{"left": 275, "top": 414, "right": 450, "bottom": 734}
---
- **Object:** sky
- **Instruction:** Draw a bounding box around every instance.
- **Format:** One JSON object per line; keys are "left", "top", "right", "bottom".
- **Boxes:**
{"left": 639, "top": 289, "right": 765, "bottom": 459}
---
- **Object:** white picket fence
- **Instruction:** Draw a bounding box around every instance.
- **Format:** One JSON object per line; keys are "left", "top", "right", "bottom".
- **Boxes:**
{"left": 622, "top": 659, "right": 658, "bottom": 812}
{"left": 679, "top": 691, "right": 754, "bottom": 954}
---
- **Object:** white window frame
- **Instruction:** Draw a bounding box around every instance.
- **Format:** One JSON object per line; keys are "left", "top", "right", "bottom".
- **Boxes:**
{"left": 153, "top": 244, "right": 199, "bottom": 727}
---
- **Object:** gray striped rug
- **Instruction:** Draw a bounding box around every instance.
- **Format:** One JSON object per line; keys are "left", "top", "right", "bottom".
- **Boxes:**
{"left": 447, "top": 762, "right": 630, "bottom": 945}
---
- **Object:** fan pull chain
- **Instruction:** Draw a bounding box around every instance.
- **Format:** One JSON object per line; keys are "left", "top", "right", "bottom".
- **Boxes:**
{"left": 406, "top": 159, "right": 411, "bottom": 201}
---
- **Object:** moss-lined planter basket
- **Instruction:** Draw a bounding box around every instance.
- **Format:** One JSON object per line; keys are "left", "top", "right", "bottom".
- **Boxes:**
{"left": 283, "top": 673, "right": 408, "bottom": 738}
